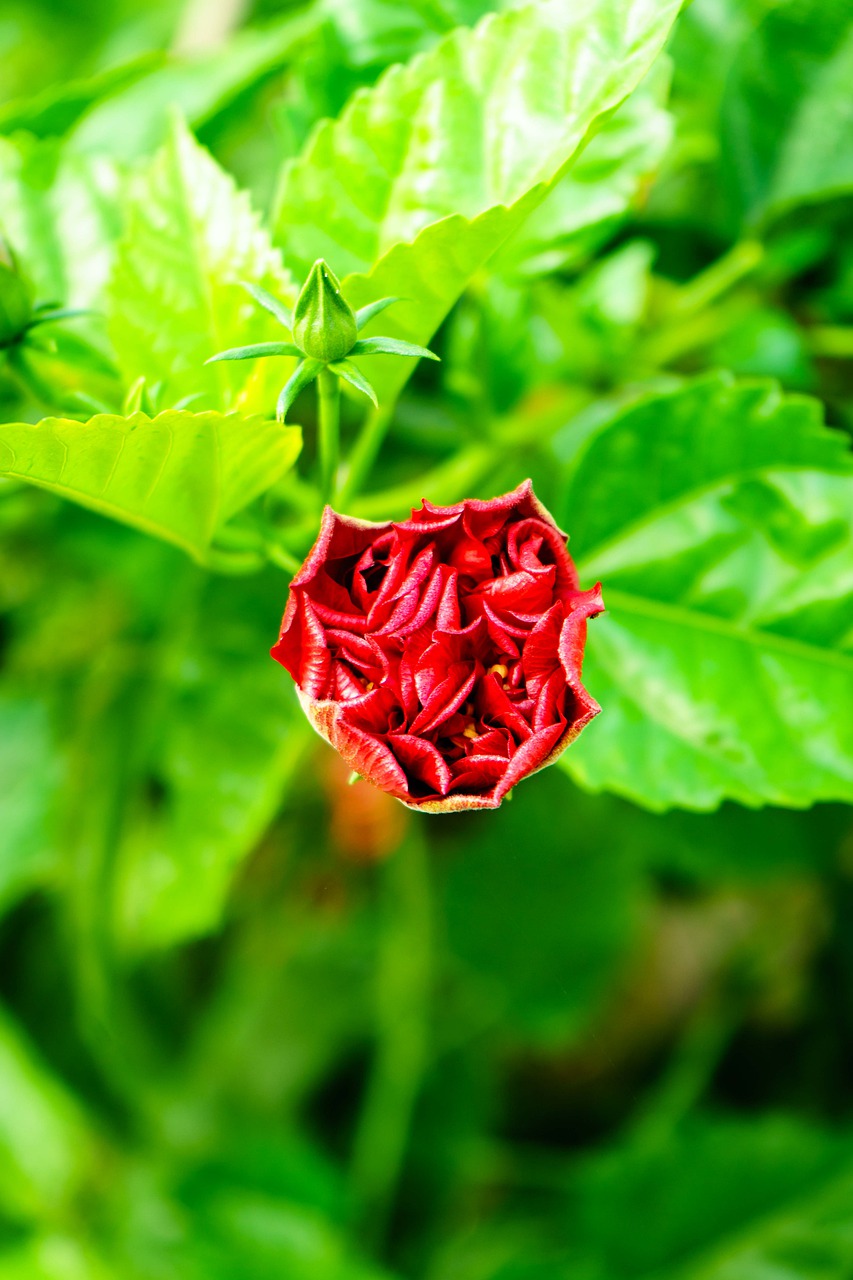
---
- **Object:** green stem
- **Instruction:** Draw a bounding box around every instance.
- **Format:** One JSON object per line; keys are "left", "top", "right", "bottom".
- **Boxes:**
{"left": 349, "top": 822, "right": 432, "bottom": 1251}
{"left": 317, "top": 366, "right": 341, "bottom": 505}
{"left": 338, "top": 400, "right": 395, "bottom": 507}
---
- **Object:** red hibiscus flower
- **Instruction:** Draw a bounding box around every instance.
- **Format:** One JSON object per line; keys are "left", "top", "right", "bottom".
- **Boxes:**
{"left": 271, "top": 481, "right": 603, "bottom": 812}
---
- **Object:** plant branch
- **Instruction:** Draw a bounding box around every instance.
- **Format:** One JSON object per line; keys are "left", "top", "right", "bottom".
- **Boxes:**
{"left": 317, "top": 366, "right": 341, "bottom": 504}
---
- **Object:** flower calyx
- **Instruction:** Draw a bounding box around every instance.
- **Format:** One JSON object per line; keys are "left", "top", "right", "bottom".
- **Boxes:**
{"left": 1, "top": 232, "right": 91, "bottom": 351}
{"left": 206, "top": 259, "right": 439, "bottom": 422}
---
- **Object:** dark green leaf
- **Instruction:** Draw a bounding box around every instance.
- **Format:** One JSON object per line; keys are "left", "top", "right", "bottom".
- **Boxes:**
{"left": 556, "top": 374, "right": 853, "bottom": 810}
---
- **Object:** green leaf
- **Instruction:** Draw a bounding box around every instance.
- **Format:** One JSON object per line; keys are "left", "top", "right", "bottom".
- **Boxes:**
{"left": 0, "top": 1005, "right": 99, "bottom": 1222}
{"left": 568, "top": 1113, "right": 853, "bottom": 1279}
{"left": 273, "top": 0, "right": 681, "bottom": 407}
{"left": 0, "top": 135, "right": 122, "bottom": 310}
{"left": 108, "top": 116, "right": 298, "bottom": 415}
{"left": 0, "top": 696, "right": 62, "bottom": 916}
{"left": 328, "top": 359, "right": 378, "bottom": 407}
{"left": 206, "top": 341, "right": 301, "bottom": 364}
{"left": 65, "top": 12, "right": 319, "bottom": 160}
{"left": 440, "top": 769, "right": 646, "bottom": 1044}
{"left": 0, "top": 410, "right": 302, "bottom": 563}
{"left": 555, "top": 373, "right": 853, "bottom": 811}
{"left": 721, "top": 1, "right": 853, "bottom": 222}
{"left": 0, "top": 1238, "right": 114, "bottom": 1280}
{"left": 0, "top": 54, "right": 163, "bottom": 139}
{"left": 350, "top": 336, "right": 438, "bottom": 360}
{"left": 110, "top": 573, "right": 310, "bottom": 952}
{"left": 493, "top": 56, "right": 673, "bottom": 277}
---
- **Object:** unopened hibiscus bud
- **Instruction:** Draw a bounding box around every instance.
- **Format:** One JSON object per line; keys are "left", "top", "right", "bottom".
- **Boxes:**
{"left": 293, "top": 259, "right": 358, "bottom": 363}
{"left": 0, "top": 235, "right": 33, "bottom": 349}
{"left": 271, "top": 481, "right": 603, "bottom": 813}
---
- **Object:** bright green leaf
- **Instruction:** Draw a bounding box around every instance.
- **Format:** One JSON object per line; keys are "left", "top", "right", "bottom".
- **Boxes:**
{"left": 493, "top": 56, "right": 673, "bottom": 278}
{"left": 0, "top": 1006, "right": 100, "bottom": 1222}
{"left": 273, "top": 0, "right": 681, "bottom": 410}
{"left": 108, "top": 116, "right": 298, "bottom": 415}
{"left": 0, "top": 135, "right": 122, "bottom": 310}
{"left": 0, "top": 54, "right": 162, "bottom": 139}
{"left": 0, "top": 410, "right": 302, "bottom": 563}
{"left": 556, "top": 374, "right": 853, "bottom": 810}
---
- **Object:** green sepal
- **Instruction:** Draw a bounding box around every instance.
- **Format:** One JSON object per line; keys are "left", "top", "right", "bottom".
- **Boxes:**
{"left": 350, "top": 336, "right": 439, "bottom": 361}
{"left": 206, "top": 341, "right": 301, "bottom": 365}
{"left": 240, "top": 281, "right": 293, "bottom": 331}
{"left": 0, "top": 237, "right": 33, "bottom": 347}
{"left": 277, "top": 357, "right": 323, "bottom": 422}
{"left": 354, "top": 296, "right": 402, "bottom": 331}
{"left": 293, "top": 259, "right": 357, "bottom": 362}
{"left": 28, "top": 307, "right": 93, "bottom": 327}
{"left": 328, "top": 358, "right": 378, "bottom": 407}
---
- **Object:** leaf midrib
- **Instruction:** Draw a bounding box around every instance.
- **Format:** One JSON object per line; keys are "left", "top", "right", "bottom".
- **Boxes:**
{"left": 600, "top": 587, "right": 853, "bottom": 674}
{"left": 573, "top": 458, "right": 853, "bottom": 569}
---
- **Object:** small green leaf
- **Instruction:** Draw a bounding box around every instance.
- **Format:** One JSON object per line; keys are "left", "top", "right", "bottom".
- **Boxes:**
{"left": 355, "top": 296, "right": 401, "bottom": 331}
{"left": 328, "top": 359, "right": 378, "bottom": 407}
{"left": 277, "top": 358, "right": 322, "bottom": 422}
{"left": 0, "top": 410, "right": 302, "bottom": 562}
{"left": 206, "top": 341, "right": 301, "bottom": 364}
{"left": 350, "top": 336, "right": 438, "bottom": 361}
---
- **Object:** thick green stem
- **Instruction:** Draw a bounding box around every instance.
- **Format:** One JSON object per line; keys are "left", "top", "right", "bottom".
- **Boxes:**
{"left": 338, "top": 400, "right": 394, "bottom": 507}
{"left": 317, "top": 366, "right": 341, "bottom": 504}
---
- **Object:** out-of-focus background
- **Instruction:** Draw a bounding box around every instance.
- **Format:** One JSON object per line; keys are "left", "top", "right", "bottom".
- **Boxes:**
{"left": 2, "top": 0, "right": 853, "bottom": 1276}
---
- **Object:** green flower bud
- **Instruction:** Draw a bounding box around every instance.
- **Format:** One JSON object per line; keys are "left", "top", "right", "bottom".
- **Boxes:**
{"left": 293, "top": 259, "right": 357, "bottom": 363}
{"left": 0, "top": 235, "right": 33, "bottom": 349}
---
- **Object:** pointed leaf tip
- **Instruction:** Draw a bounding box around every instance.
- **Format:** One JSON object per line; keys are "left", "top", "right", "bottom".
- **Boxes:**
{"left": 328, "top": 359, "right": 378, "bottom": 407}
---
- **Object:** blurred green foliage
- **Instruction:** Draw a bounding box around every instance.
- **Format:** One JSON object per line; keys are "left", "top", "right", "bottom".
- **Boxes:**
{"left": 1, "top": 0, "right": 853, "bottom": 1276}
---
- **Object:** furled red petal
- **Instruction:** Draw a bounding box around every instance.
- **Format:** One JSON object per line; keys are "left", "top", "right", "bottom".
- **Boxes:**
{"left": 271, "top": 595, "right": 330, "bottom": 697}
{"left": 389, "top": 734, "right": 453, "bottom": 796}
{"left": 520, "top": 602, "right": 562, "bottom": 698}
{"left": 492, "top": 721, "right": 566, "bottom": 802}
{"left": 410, "top": 666, "right": 477, "bottom": 735}
{"left": 449, "top": 754, "right": 508, "bottom": 794}
{"left": 273, "top": 482, "right": 602, "bottom": 812}
{"left": 292, "top": 506, "right": 388, "bottom": 590}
